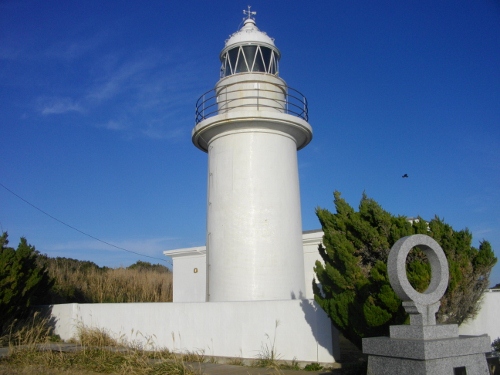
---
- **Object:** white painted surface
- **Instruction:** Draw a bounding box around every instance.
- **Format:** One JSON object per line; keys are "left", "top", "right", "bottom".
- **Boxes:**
{"left": 459, "top": 290, "right": 500, "bottom": 341}
{"left": 302, "top": 231, "right": 324, "bottom": 299}
{"left": 215, "top": 74, "right": 286, "bottom": 116}
{"left": 49, "top": 299, "right": 339, "bottom": 363}
{"left": 167, "top": 247, "right": 207, "bottom": 302}
{"left": 50, "top": 303, "right": 79, "bottom": 340}
{"left": 192, "top": 77, "right": 312, "bottom": 302}
{"left": 166, "top": 231, "right": 323, "bottom": 302}
{"left": 224, "top": 18, "right": 276, "bottom": 50}
{"left": 206, "top": 127, "right": 305, "bottom": 302}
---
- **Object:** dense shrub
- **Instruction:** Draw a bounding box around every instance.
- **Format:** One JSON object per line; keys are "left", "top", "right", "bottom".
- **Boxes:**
{"left": 127, "top": 260, "right": 171, "bottom": 273}
{"left": 314, "top": 191, "right": 497, "bottom": 349}
{"left": 0, "top": 232, "right": 53, "bottom": 330}
{"left": 493, "top": 337, "right": 500, "bottom": 353}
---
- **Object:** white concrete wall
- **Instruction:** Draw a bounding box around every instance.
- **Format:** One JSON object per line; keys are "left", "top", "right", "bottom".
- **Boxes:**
{"left": 49, "top": 299, "right": 339, "bottom": 363}
{"left": 459, "top": 290, "right": 500, "bottom": 342}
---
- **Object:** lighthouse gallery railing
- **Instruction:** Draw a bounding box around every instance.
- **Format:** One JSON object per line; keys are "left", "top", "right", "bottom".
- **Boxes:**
{"left": 195, "top": 83, "right": 308, "bottom": 125}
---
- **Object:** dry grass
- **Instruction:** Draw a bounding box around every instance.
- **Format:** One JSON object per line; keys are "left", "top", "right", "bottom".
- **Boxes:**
{"left": 74, "top": 325, "right": 122, "bottom": 348}
{"left": 0, "top": 313, "right": 198, "bottom": 375}
{"left": 226, "top": 356, "right": 245, "bottom": 366}
{"left": 3, "top": 346, "right": 196, "bottom": 375}
{"left": 0, "top": 365, "right": 106, "bottom": 374}
{"left": 180, "top": 351, "right": 205, "bottom": 363}
{"left": 254, "top": 320, "right": 281, "bottom": 368}
{"left": 0, "top": 311, "right": 56, "bottom": 347}
{"left": 46, "top": 263, "right": 173, "bottom": 303}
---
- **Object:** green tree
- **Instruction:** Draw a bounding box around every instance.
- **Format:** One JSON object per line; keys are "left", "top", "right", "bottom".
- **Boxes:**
{"left": 492, "top": 337, "right": 500, "bottom": 353}
{"left": 0, "top": 232, "right": 53, "bottom": 328}
{"left": 313, "top": 191, "right": 497, "bottom": 350}
{"left": 127, "top": 260, "right": 171, "bottom": 273}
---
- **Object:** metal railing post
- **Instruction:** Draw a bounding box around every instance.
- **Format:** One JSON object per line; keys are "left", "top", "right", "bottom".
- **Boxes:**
{"left": 303, "top": 97, "right": 306, "bottom": 120}
{"left": 202, "top": 93, "right": 205, "bottom": 121}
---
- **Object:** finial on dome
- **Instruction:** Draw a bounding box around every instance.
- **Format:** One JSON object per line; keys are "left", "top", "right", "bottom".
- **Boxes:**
{"left": 243, "top": 5, "right": 256, "bottom": 23}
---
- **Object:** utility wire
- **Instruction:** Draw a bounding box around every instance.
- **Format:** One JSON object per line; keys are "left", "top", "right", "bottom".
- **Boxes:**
{"left": 0, "top": 182, "right": 169, "bottom": 264}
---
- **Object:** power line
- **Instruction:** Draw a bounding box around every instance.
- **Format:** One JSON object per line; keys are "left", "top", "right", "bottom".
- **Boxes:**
{"left": 0, "top": 182, "right": 169, "bottom": 265}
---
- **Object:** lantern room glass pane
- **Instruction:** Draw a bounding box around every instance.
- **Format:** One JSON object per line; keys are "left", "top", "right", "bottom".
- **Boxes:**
{"left": 242, "top": 45, "right": 257, "bottom": 72}
{"left": 221, "top": 53, "right": 231, "bottom": 77}
{"left": 227, "top": 48, "right": 239, "bottom": 75}
{"left": 223, "top": 46, "right": 279, "bottom": 76}
{"left": 235, "top": 47, "right": 248, "bottom": 73}
{"left": 268, "top": 52, "right": 277, "bottom": 75}
{"left": 260, "top": 47, "right": 272, "bottom": 73}
{"left": 252, "top": 46, "right": 266, "bottom": 72}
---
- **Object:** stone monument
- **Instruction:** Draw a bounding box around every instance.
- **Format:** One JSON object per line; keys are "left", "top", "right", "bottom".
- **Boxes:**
{"left": 362, "top": 234, "right": 491, "bottom": 374}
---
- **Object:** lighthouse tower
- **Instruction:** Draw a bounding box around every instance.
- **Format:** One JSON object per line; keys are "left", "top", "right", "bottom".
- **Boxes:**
{"left": 192, "top": 8, "right": 312, "bottom": 302}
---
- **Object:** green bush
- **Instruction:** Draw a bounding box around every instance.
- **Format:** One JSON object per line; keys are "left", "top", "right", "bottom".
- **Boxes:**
{"left": 304, "top": 362, "right": 323, "bottom": 371}
{"left": 492, "top": 337, "right": 500, "bottom": 353}
{"left": 127, "top": 260, "right": 171, "bottom": 273}
{"left": 0, "top": 232, "right": 53, "bottom": 330}
{"left": 314, "top": 191, "right": 497, "bottom": 350}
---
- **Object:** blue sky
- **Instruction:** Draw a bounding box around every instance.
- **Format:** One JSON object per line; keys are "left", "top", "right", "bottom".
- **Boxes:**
{"left": 1, "top": 1, "right": 499, "bottom": 284}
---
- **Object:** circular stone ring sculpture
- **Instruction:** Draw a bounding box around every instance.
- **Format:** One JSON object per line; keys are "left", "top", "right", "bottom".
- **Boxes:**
{"left": 388, "top": 234, "right": 449, "bottom": 326}
{"left": 364, "top": 238, "right": 490, "bottom": 374}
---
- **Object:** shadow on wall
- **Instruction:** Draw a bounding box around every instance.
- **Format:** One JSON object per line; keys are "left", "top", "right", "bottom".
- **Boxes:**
{"left": 39, "top": 305, "right": 59, "bottom": 334}
{"left": 293, "top": 291, "right": 340, "bottom": 361}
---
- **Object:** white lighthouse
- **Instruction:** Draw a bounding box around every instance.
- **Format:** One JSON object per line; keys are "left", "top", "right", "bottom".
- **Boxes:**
{"left": 50, "top": 9, "right": 338, "bottom": 364}
{"left": 192, "top": 8, "right": 313, "bottom": 302}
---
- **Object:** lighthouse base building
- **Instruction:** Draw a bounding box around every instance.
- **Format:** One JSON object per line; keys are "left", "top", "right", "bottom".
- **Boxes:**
{"left": 157, "top": 229, "right": 341, "bottom": 363}
{"left": 165, "top": 230, "right": 325, "bottom": 303}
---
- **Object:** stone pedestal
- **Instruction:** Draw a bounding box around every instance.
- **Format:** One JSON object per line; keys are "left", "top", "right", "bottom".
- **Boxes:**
{"left": 363, "top": 333, "right": 491, "bottom": 374}
{"left": 362, "top": 235, "right": 491, "bottom": 374}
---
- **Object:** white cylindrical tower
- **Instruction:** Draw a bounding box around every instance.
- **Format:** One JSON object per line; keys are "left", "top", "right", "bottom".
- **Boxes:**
{"left": 192, "top": 10, "right": 312, "bottom": 302}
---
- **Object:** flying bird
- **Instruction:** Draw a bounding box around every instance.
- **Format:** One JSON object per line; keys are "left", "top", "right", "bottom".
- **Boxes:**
{"left": 402, "top": 174, "right": 408, "bottom": 178}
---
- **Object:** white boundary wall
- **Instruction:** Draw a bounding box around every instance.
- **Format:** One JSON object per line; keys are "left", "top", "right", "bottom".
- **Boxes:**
{"left": 459, "top": 290, "right": 500, "bottom": 341}
{"left": 49, "top": 299, "right": 340, "bottom": 363}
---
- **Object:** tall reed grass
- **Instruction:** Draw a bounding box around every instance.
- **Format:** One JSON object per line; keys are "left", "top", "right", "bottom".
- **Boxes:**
{"left": 0, "top": 311, "right": 55, "bottom": 347}
{"left": 44, "top": 259, "right": 173, "bottom": 303}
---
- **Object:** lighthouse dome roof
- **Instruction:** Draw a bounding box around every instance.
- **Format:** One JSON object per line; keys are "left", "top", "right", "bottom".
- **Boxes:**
{"left": 224, "top": 18, "right": 276, "bottom": 50}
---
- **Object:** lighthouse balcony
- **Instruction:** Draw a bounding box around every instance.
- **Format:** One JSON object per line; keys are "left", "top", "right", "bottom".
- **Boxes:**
{"left": 195, "top": 78, "right": 308, "bottom": 125}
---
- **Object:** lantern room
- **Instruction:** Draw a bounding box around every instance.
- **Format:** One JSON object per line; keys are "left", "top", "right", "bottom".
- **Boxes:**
{"left": 219, "top": 10, "right": 281, "bottom": 78}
